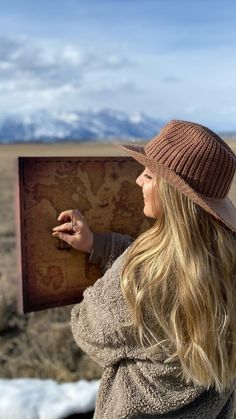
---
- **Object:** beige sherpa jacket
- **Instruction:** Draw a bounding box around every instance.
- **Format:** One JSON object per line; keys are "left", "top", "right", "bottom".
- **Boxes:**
{"left": 71, "top": 233, "right": 235, "bottom": 419}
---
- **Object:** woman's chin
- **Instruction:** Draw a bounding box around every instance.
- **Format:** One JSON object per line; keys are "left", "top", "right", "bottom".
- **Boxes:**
{"left": 143, "top": 206, "right": 156, "bottom": 219}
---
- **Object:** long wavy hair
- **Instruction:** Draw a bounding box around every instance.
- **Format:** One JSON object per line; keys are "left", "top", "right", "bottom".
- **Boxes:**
{"left": 121, "top": 173, "right": 236, "bottom": 392}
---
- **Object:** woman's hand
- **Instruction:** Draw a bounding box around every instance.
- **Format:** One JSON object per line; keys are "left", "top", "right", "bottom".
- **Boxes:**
{"left": 52, "top": 209, "right": 94, "bottom": 253}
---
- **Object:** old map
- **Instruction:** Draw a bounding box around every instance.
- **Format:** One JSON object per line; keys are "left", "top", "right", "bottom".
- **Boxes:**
{"left": 17, "top": 157, "right": 153, "bottom": 312}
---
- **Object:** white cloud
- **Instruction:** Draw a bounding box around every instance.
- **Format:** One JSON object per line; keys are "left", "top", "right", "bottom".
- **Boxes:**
{"left": 0, "top": 35, "right": 135, "bottom": 115}
{"left": 60, "top": 46, "right": 83, "bottom": 65}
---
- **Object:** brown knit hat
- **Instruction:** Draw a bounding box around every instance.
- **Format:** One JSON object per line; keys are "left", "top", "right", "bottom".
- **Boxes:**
{"left": 122, "top": 120, "right": 236, "bottom": 233}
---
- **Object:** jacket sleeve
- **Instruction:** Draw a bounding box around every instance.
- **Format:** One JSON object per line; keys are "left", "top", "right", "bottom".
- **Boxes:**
{"left": 71, "top": 251, "right": 130, "bottom": 368}
{"left": 88, "top": 232, "right": 134, "bottom": 272}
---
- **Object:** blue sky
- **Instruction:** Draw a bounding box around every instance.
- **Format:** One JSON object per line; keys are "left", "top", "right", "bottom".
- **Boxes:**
{"left": 0, "top": 0, "right": 236, "bottom": 130}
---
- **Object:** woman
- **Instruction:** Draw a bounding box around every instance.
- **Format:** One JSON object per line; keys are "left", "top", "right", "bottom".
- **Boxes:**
{"left": 52, "top": 120, "right": 236, "bottom": 418}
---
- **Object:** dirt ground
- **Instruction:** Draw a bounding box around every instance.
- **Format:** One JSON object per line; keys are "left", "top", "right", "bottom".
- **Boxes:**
{"left": 0, "top": 139, "right": 235, "bottom": 384}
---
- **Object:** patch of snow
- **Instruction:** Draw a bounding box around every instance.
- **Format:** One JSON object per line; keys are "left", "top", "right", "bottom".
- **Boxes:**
{"left": 58, "top": 112, "right": 80, "bottom": 124}
{"left": 129, "top": 112, "right": 143, "bottom": 124}
{"left": 0, "top": 378, "right": 100, "bottom": 419}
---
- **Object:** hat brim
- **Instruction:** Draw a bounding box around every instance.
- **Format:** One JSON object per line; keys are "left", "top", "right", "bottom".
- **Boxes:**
{"left": 121, "top": 144, "right": 236, "bottom": 233}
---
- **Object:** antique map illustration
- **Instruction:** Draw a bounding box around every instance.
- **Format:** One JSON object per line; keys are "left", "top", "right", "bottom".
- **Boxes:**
{"left": 17, "top": 157, "right": 153, "bottom": 312}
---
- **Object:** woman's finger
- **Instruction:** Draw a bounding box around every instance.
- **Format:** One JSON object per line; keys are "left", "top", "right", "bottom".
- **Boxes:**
{"left": 52, "top": 222, "right": 74, "bottom": 232}
{"left": 52, "top": 231, "right": 74, "bottom": 245}
{"left": 57, "top": 209, "right": 74, "bottom": 221}
{"left": 58, "top": 209, "right": 84, "bottom": 222}
{"left": 52, "top": 230, "right": 84, "bottom": 250}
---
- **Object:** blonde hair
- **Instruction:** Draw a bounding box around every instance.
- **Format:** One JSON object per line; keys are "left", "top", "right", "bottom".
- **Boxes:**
{"left": 121, "top": 174, "right": 236, "bottom": 392}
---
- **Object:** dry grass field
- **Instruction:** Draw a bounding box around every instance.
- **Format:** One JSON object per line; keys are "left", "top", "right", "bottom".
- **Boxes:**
{"left": 0, "top": 139, "right": 236, "bottom": 387}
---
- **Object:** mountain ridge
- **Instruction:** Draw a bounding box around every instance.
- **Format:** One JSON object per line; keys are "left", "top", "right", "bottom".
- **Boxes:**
{"left": 0, "top": 109, "right": 165, "bottom": 143}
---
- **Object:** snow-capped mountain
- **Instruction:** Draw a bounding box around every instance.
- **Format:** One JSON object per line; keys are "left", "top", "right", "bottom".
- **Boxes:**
{"left": 0, "top": 109, "right": 164, "bottom": 143}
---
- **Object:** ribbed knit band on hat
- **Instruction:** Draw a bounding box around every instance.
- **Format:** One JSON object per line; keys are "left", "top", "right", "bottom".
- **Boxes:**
{"left": 122, "top": 120, "right": 236, "bottom": 232}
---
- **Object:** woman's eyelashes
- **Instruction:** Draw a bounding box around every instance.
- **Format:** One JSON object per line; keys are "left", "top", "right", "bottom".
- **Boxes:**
{"left": 144, "top": 174, "right": 152, "bottom": 180}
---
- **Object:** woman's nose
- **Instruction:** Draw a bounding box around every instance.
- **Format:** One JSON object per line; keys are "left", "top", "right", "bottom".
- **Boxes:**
{"left": 136, "top": 174, "right": 143, "bottom": 187}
